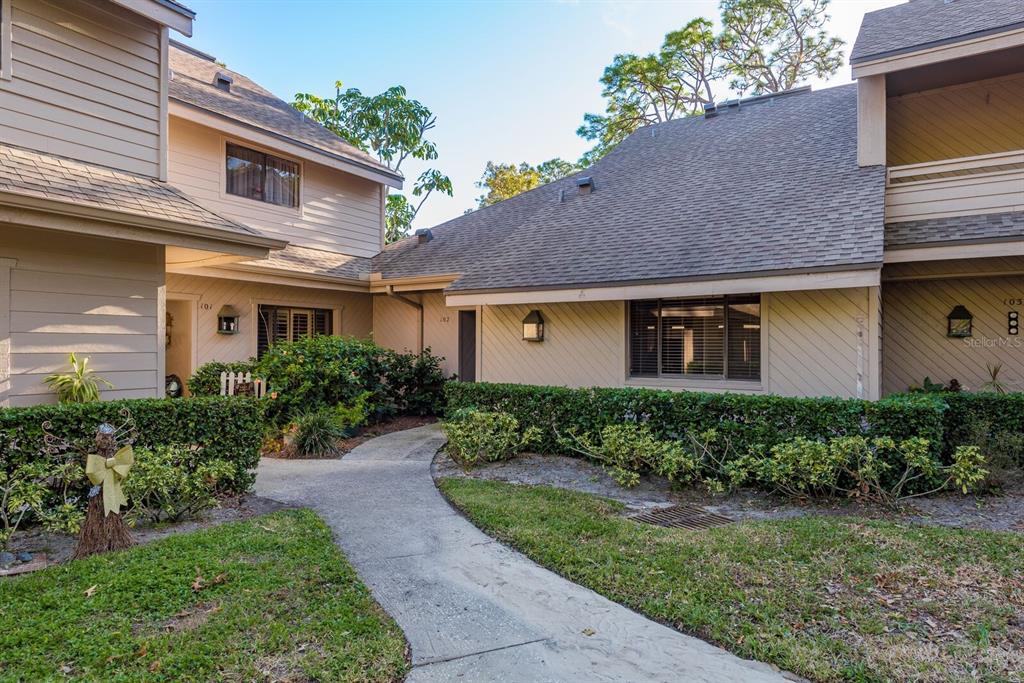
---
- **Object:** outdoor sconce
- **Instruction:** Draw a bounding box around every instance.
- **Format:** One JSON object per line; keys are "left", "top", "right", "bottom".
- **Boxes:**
{"left": 946, "top": 305, "right": 973, "bottom": 338}
{"left": 217, "top": 305, "right": 240, "bottom": 335}
{"left": 522, "top": 310, "right": 544, "bottom": 342}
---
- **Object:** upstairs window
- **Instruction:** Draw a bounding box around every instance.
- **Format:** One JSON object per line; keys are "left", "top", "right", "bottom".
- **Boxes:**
{"left": 629, "top": 295, "right": 761, "bottom": 381}
{"left": 257, "top": 305, "right": 332, "bottom": 357}
{"left": 226, "top": 143, "right": 299, "bottom": 208}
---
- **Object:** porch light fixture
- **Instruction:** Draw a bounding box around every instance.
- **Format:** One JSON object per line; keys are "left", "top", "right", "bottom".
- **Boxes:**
{"left": 946, "top": 305, "right": 973, "bottom": 338}
{"left": 522, "top": 310, "right": 544, "bottom": 342}
{"left": 217, "top": 305, "right": 240, "bottom": 335}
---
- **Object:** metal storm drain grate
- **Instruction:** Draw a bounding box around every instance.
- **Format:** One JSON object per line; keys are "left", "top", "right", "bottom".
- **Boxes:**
{"left": 628, "top": 505, "right": 733, "bottom": 530}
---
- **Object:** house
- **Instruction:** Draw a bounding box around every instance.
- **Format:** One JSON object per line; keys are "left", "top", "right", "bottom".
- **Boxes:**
{"left": 0, "top": 0, "right": 1021, "bottom": 406}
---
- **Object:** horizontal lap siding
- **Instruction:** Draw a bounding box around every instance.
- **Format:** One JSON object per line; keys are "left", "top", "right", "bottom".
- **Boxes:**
{"left": 168, "top": 118, "right": 383, "bottom": 257}
{"left": 882, "top": 275, "right": 1024, "bottom": 395}
{"left": 765, "top": 288, "right": 868, "bottom": 398}
{"left": 2, "top": 0, "right": 161, "bottom": 177}
{"left": 165, "top": 273, "right": 373, "bottom": 367}
{"left": 3, "top": 226, "right": 163, "bottom": 406}
{"left": 887, "top": 73, "right": 1024, "bottom": 166}
{"left": 480, "top": 302, "right": 625, "bottom": 388}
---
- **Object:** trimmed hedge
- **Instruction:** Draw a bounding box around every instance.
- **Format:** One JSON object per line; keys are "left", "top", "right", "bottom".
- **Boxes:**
{"left": 444, "top": 382, "right": 948, "bottom": 458}
{"left": 941, "top": 392, "right": 1024, "bottom": 456}
{"left": 0, "top": 396, "right": 263, "bottom": 494}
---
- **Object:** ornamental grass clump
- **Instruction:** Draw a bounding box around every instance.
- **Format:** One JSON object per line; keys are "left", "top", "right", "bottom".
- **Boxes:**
{"left": 442, "top": 409, "right": 540, "bottom": 469}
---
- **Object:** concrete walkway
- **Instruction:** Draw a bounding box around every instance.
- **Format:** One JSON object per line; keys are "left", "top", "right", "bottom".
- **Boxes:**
{"left": 255, "top": 424, "right": 794, "bottom": 682}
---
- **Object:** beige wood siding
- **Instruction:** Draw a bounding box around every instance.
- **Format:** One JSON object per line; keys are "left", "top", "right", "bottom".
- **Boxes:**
{"left": 0, "top": 0, "right": 162, "bottom": 177}
{"left": 2, "top": 225, "right": 163, "bottom": 406}
{"left": 765, "top": 288, "right": 872, "bottom": 399}
{"left": 883, "top": 275, "right": 1024, "bottom": 394}
{"left": 165, "top": 273, "right": 372, "bottom": 373}
{"left": 480, "top": 301, "right": 625, "bottom": 388}
{"left": 472, "top": 290, "right": 872, "bottom": 398}
{"left": 168, "top": 118, "right": 384, "bottom": 257}
{"left": 887, "top": 72, "right": 1024, "bottom": 166}
{"left": 371, "top": 292, "right": 459, "bottom": 376}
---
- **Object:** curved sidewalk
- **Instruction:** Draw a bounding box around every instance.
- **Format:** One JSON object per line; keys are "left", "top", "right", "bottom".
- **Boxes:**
{"left": 255, "top": 424, "right": 794, "bottom": 682}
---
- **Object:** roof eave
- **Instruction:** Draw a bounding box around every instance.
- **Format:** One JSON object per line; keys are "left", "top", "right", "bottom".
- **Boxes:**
{"left": 169, "top": 99, "right": 404, "bottom": 189}
{"left": 110, "top": 0, "right": 194, "bottom": 36}
{"left": 0, "top": 190, "right": 286, "bottom": 253}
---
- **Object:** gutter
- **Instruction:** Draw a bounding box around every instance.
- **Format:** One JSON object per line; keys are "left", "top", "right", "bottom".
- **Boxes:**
{"left": 386, "top": 285, "right": 424, "bottom": 352}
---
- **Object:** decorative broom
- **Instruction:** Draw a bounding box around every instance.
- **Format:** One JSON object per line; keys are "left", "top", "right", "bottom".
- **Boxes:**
{"left": 70, "top": 419, "right": 136, "bottom": 559}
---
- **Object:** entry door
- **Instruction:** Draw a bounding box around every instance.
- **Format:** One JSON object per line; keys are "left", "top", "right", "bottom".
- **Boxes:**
{"left": 458, "top": 310, "right": 476, "bottom": 382}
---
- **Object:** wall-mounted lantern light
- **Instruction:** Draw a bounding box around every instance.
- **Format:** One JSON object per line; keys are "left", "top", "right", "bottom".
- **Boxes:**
{"left": 522, "top": 310, "right": 544, "bottom": 342}
{"left": 946, "top": 305, "right": 973, "bottom": 338}
{"left": 217, "top": 305, "right": 240, "bottom": 335}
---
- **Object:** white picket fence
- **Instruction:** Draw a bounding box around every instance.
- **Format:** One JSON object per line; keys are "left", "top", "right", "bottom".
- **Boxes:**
{"left": 219, "top": 371, "right": 268, "bottom": 399}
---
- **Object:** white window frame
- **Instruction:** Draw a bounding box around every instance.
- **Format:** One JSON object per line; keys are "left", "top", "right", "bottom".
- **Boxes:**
{"left": 1, "top": 0, "right": 13, "bottom": 82}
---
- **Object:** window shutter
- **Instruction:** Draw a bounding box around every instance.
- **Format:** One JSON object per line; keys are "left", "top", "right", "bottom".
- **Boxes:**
{"left": 314, "top": 309, "right": 332, "bottom": 336}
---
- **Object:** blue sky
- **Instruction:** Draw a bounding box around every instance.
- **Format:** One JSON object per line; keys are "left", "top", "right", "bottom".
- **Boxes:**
{"left": 179, "top": 0, "right": 902, "bottom": 229}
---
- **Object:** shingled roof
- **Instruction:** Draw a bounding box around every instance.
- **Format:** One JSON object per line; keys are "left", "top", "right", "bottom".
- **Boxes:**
{"left": 0, "top": 142, "right": 280, "bottom": 247}
{"left": 852, "top": 0, "right": 1024, "bottom": 64}
{"left": 169, "top": 43, "right": 401, "bottom": 185}
{"left": 886, "top": 211, "right": 1024, "bottom": 248}
{"left": 236, "top": 244, "right": 371, "bottom": 282}
{"left": 374, "top": 84, "right": 886, "bottom": 294}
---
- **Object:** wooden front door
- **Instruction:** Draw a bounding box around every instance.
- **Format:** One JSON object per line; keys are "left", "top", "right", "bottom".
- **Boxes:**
{"left": 458, "top": 310, "right": 476, "bottom": 382}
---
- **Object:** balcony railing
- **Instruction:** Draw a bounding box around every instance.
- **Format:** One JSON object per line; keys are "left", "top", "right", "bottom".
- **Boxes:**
{"left": 885, "top": 150, "right": 1024, "bottom": 223}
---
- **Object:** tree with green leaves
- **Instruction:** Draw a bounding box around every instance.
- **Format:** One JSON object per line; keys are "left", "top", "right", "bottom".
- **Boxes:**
{"left": 578, "top": 0, "right": 843, "bottom": 162}
{"left": 719, "top": 0, "right": 845, "bottom": 94}
{"left": 475, "top": 158, "right": 580, "bottom": 208}
{"left": 293, "top": 84, "right": 452, "bottom": 243}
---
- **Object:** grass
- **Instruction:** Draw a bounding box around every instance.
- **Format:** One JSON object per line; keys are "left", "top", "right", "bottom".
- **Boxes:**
{"left": 0, "top": 510, "right": 407, "bottom": 682}
{"left": 438, "top": 478, "right": 1024, "bottom": 683}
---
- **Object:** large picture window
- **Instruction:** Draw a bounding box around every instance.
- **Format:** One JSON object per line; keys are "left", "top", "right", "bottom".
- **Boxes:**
{"left": 629, "top": 295, "right": 760, "bottom": 381}
{"left": 226, "top": 143, "right": 300, "bottom": 208}
{"left": 257, "top": 305, "right": 332, "bottom": 357}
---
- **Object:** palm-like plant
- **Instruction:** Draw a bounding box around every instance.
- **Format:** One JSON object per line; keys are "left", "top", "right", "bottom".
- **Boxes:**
{"left": 44, "top": 353, "right": 113, "bottom": 403}
{"left": 981, "top": 363, "right": 1008, "bottom": 395}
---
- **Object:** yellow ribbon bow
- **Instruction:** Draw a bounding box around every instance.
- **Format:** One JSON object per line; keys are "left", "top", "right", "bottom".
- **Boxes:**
{"left": 85, "top": 445, "right": 134, "bottom": 516}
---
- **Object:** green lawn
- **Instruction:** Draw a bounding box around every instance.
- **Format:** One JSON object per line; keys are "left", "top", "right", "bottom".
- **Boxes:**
{"left": 0, "top": 510, "right": 407, "bottom": 682}
{"left": 439, "top": 478, "right": 1024, "bottom": 683}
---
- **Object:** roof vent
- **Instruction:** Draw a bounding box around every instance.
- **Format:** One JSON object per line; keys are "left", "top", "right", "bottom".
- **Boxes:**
{"left": 214, "top": 71, "right": 233, "bottom": 92}
{"left": 576, "top": 176, "right": 594, "bottom": 195}
{"left": 703, "top": 101, "right": 718, "bottom": 118}
{"left": 415, "top": 228, "right": 434, "bottom": 245}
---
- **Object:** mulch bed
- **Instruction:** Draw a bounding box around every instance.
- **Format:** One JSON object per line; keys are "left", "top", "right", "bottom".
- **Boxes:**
{"left": 267, "top": 415, "right": 437, "bottom": 460}
{"left": 6, "top": 494, "right": 289, "bottom": 569}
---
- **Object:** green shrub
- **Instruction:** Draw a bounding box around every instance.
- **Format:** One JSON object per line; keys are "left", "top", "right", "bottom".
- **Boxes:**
{"left": 333, "top": 391, "right": 371, "bottom": 435}
{"left": 188, "top": 360, "right": 258, "bottom": 397}
{"left": 735, "top": 435, "right": 987, "bottom": 507}
{"left": 123, "top": 445, "right": 235, "bottom": 524}
{"left": 0, "top": 397, "right": 262, "bottom": 501}
{"left": 248, "top": 336, "right": 449, "bottom": 425}
{"left": 559, "top": 422, "right": 699, "bottom": 488}
{"left": 445, "top": 382, "right": 946, "bottom": 461}
{"left": 291, "top": 410, "right": 348, "bottom": 458}
{"left": 442, "top": 409, "right": 540, "bottom": 469}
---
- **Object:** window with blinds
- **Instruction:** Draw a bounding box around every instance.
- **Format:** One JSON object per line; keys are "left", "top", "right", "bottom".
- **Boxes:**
{"left": 226, "top": 143, "right": 300, "bottom": 208}
{"left": 257, "top": 305, "right": 332, "bottom": 357}
{"left": 628, "top": 295, "right": 760, "bottom": 381}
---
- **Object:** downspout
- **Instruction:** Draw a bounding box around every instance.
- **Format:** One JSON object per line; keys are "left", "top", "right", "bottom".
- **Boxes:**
{"left": 387, "top": 285, "right": 423, "bottom": 352}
